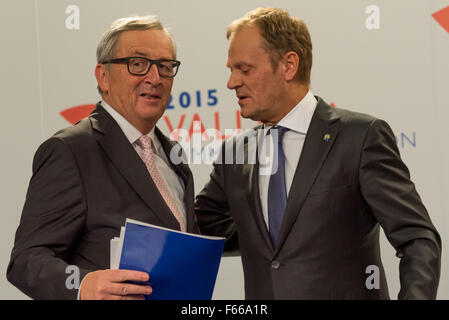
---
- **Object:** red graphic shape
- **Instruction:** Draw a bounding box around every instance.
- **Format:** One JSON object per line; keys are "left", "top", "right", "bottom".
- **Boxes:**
{"left": 432, "top": 6, "right": 449, "bottom": 33}
{"left": 60, "top": 104, "right": 95, "bottom": 124}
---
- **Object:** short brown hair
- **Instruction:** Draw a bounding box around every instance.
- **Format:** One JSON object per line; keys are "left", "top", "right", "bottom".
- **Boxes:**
{"left": 227, "top": 8, "right": 312, "bottom": 85}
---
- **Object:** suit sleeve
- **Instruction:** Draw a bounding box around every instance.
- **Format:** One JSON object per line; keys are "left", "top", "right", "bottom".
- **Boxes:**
{"left": 359, "top": 119, "right": 441, "bottom": 299}
{"left": 195, "top": 146, "right": 239, "bottom": 254}
{"left": 7, "top": 137, "right": 90, "bottom": 299}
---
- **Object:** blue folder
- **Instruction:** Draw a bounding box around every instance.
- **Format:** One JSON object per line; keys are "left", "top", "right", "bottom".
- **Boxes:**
{"left": 118, "top": 219, "right": 225, "bottom": 300}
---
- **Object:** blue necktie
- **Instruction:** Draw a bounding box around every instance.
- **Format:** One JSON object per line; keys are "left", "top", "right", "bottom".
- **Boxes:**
{"left": 268, "top": 126, "right": 289, "bottom": 246}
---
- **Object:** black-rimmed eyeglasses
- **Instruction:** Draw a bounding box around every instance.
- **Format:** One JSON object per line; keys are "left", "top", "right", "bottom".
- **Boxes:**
{"left": 102, "top": 56, "right": 181, "bottom": 78}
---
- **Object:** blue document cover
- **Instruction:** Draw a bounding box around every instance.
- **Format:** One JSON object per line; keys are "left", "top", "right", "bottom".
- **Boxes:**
{"left": 118, "top": 219, "right": 225, "bottom": 300}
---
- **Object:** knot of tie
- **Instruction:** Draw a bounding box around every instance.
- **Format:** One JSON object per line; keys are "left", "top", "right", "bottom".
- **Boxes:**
{"left": 136, "top": 135, "right": 153, "bottom": 152}
{"left": 270, "top": 126, "right": 289, "bottom": 144}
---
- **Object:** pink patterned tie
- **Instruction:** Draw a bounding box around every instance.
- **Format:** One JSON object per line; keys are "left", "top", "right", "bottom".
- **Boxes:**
{"left": 136, "top": 135, "right": 186, "bottom": 232}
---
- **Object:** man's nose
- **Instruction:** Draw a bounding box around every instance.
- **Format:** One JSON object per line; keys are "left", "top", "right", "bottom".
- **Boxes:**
{"left": 227, "top": 71, "right": 241, "bottom": 90}
{"left": 144, "top": 63, "right": 161, "bottom": 85}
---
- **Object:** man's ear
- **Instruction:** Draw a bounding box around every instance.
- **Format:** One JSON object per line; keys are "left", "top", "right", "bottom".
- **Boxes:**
{"left": 95, "top": 64, "right": 109, "bottom": 94}
{"left": 282, "top": 51, "right": 299, "bottom": 82}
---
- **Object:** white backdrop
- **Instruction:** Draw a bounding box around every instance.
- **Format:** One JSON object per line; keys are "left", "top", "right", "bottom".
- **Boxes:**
{"left": 0, "top": 0, "right": 447, "bottom": 299}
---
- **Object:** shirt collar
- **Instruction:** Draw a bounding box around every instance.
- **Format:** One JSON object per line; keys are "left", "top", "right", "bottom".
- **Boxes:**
{"left": 264, "top": 90, "right": 317, "bottom": 134}
{"left": 100, "top": 100, "right": 161, "bottom": 154}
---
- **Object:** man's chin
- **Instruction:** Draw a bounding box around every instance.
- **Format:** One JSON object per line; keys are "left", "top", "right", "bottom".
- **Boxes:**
{"left": 240, "top": 108, "right": 261, "bottom": 122}
{"left": 239, "top": 106, "right": 252, "bottom": 119}
{"left": 141, "top": 110, "right": 164, "bottom": 122}
{"left": 135, "top": 107, "right": 164, "bottom": 125}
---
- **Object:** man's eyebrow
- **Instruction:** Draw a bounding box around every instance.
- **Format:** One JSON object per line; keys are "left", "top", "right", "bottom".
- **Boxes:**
{"left": 132, "top": 50, "right": 173, "bottom": 60}
{"left": 230, "top": 62, "right": 252, "bottom": 69}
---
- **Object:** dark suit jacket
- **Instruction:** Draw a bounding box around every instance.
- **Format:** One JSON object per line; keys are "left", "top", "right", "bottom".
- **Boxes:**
{"left": 195, "top": 97, "right": 441, "bottom": 299}
{"left": 7, "top": 103, "right": 198, "bottom": 299}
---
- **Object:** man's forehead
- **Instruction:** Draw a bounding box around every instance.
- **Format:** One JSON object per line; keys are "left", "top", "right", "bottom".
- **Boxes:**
{"left": 117, "top": 30, "right": 169, "bottom": 46}
{"left": 115, "top": 29, "right": 174, "bottom": 57}
{"left": 230, "top": 26, "right": 262, "bottom": 44}
{"left": 227, "top": 29, "right": 266, "bottom": 65}
{"left": 229, "top": 28, "right": 263, "bottom": 52}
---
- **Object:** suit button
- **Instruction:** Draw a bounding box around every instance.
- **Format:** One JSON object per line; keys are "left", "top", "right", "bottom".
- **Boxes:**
{"left": 271, "top": 261, "right": 280, "bottom": 269}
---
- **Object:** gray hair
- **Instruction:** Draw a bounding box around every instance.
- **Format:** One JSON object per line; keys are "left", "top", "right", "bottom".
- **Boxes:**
{"left": 96, "top": 15, "right": 176, "bottom": 95}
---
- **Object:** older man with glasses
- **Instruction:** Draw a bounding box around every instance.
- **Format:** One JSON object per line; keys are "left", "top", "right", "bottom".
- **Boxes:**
{"left": 7, "top": 15, "right": 197, "bottom": 300}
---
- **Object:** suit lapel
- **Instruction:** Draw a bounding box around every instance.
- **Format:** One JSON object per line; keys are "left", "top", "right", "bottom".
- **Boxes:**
{"left": 243, "top": 127, "right": 275, "bottom": 251}
{"left": 274, "top": 98, "right": 341, "bottom": 254}
{"left": 89, "top": 103, "right": 180, "bottom": 229}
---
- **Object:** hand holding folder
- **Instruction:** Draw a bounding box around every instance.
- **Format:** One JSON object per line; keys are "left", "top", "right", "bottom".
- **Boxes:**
{"left": 111, "top": 219, "right": 225, "bottom": 300}
{"left": 79, "top": 269, "right": 152, "bottom": 300}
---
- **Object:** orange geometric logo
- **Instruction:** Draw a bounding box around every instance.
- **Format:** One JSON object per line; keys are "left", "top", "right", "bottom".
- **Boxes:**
{"left": 60, "top": 104, "right": 95, "bottom": 125}
{"left": 432, "top": 6, "right": 449, "bottom": 33}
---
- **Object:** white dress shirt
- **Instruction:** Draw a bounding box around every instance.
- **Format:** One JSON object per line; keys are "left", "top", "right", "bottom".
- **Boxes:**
{"left": 101, "top": 101, "right": 186, "bottom": 221}
{"left": 258, "top": 91, "right": 317, "bottom": 228}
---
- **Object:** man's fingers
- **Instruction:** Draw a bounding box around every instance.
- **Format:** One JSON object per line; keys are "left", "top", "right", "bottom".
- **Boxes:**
{"left": 117, "top": 294, "right": 146, "bottom": 301}
{"left": 79, "top": 269, "right": 151, "bottom": 300}
{"left": 107, "top": 269, "right": 149, "bottom": 283}
{"left": 109, "top": 282, "right": 152, "bottom": 296}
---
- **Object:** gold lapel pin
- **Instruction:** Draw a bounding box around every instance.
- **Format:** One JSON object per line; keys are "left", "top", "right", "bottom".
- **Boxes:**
{"left": 323, "top": 133, "right": 331, "bottom": 142}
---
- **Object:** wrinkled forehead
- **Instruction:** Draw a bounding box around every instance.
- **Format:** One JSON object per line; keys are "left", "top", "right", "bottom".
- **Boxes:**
{"left": 114, "top": 29, "right": 176, "bottom": 59}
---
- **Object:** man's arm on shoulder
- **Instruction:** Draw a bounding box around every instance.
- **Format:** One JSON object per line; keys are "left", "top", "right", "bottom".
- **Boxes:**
{"left": 359, "top": 119, "right": 441, "bottom": 299}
